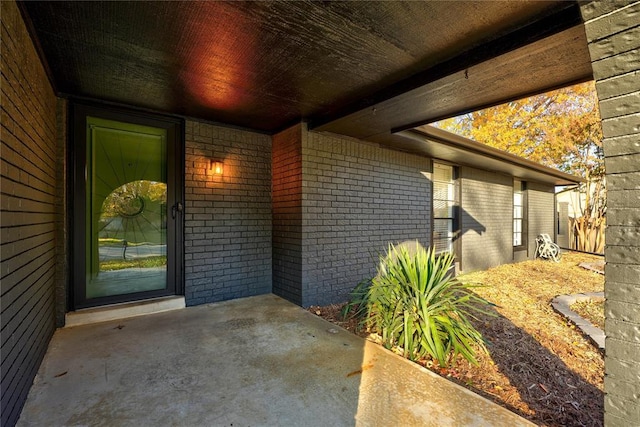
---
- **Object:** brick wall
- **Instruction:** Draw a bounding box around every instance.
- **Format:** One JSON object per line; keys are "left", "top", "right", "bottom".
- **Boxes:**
{"left": 557, "top": 201, "right": 570, "bottom": 248}
{"left": 275, "top": 125, "right": 560, "bottom": 304}
{"left": 459, "top": 168, "right": 556, "bottom": 272}
{"left": 54, "top": 98, "right": 68, "bottom": 327}
{"left": 580, "top": 2, "right": 640, "bottom": 425}
{"left": 527, "top": 181, "right": 556, "bottom": 258}
{"left": 184, "top": 121, "right": 272, "bottom": 305}
{"left": 459, "top": 167, "right": 512, "bottom": 272}
{"left": 272, "top": 124, "right": 304, "bottom": 305}
{"left": 300, "top": 129, "right": 432, "bottom": 306}
{"left": 0, "top": 1, "right": 58, "bottom": 425}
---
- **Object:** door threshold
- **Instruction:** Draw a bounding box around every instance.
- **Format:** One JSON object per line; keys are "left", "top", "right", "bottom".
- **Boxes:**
{"left": 65, "top": 296, "right": 185, "bottom": 328}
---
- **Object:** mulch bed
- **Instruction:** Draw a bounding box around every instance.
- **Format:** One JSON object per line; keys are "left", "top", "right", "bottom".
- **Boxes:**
{"left": 309, "top": 252, "right": 605, "bottom": 427}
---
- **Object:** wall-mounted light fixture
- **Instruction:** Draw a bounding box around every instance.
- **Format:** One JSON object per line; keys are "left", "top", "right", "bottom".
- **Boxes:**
{"left": 209, "top": 159, "right": 224, "bottom": 176}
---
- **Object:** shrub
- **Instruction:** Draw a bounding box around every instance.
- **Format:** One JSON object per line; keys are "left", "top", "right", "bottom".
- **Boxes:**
{"left": 344, "top": 242, "right": 491, "bottom": 367}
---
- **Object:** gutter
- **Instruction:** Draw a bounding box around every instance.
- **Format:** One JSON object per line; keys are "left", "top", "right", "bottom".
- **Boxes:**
{"left": 396, "top": 126, "right": 583, "bottom": 185}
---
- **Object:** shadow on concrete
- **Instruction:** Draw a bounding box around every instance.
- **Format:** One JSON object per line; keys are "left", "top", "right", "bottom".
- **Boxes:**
{"left": 18, "top": 294, "right": 533, "bottom": 426}
{"left": 465, "top": 294, "right": 604, "bottom": 426}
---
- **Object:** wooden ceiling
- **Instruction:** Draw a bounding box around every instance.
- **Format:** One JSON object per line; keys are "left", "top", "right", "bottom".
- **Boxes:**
{"left": 21, "top": 1, "right": 592, "bottom": 134}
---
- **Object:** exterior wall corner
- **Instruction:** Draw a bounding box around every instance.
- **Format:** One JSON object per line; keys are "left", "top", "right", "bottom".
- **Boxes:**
{"left": 580, "top": 2, "right": 640, "bottom": 425}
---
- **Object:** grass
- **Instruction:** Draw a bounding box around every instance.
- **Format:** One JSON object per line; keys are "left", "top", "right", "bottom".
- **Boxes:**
{"left": 99, "top": 237, "right": 125, "bottom": 245}
{"left": 100, "top": 256, "right": 167, "bottom": 271}
{"left": 99, "top": 238, "right": 162, "bottom": 247}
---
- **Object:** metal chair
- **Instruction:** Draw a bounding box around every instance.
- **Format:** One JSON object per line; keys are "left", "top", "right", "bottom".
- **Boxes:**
{"left": 535, "top": 233, "right": 561, "bottom": 262}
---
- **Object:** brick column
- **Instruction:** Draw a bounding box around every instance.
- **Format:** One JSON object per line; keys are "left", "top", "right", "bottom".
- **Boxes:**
{"left": 580, "top": 2, "right": 640, "bottom": 425}
{"left": 272, "top": 124, "right": 304, "bottom": 305}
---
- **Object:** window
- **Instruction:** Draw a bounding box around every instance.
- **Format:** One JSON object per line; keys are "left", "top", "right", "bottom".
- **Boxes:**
{"left": 513, "top": 179, "right": 526, "bottom": 247}
{"left": 433, "top": 163, "right": 457, "bottom": 253}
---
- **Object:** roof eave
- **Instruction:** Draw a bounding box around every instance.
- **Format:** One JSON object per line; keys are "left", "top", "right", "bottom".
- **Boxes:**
{"left": 397, "top": 126, "right": 583, "bottom": 186}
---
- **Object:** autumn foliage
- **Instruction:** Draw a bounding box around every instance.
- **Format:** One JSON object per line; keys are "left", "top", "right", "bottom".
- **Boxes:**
{"left": 434, "top": 81, "right": 605, "bottom": 253}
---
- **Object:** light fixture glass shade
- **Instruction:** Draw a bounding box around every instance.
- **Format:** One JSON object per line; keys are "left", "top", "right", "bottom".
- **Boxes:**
{"left": 209, "top": 160, "right": 223, "bottom": 175}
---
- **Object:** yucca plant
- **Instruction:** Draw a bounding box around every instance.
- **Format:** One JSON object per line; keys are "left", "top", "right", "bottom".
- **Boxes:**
{"left": 346, "top": 242, "right": 492, "bottom": 368}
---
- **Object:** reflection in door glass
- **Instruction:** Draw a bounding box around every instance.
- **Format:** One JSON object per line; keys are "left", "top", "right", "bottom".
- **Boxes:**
{"left": 92, "top": 181, "right": 167, "bottom": 297}
{"left": 86, "top": 117, "right": 167, "bottom": 299}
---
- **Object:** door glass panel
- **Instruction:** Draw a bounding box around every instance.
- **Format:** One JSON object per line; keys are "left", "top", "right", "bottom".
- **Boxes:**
{"left": 86, "top": 117, "right": 168, "bottom": 299}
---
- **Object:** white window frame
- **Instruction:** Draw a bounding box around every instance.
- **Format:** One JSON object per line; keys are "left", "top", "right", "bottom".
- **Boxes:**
{"left": 433, "top": 163, "right": 457, "bottom": 254}
{"left": 513, "top": 179, "right": 526, "bottom": 248}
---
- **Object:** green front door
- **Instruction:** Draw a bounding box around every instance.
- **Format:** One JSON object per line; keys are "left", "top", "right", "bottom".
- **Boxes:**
{"left": 73, "top": 105, "right": 183, "bottom": 309}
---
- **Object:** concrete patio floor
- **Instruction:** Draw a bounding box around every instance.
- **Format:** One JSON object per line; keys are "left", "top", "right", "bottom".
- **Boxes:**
{"left": 18, "top": 294, "right": 533, "bottom": 426}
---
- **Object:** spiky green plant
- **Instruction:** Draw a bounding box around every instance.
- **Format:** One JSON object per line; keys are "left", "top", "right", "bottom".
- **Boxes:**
{"left": 346, "top": 242, "right": 492, "bottom": 367}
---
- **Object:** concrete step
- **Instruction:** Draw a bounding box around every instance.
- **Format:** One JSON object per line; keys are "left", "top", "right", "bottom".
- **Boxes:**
{"left": 65, "top": 296, "right": 185, "bottom": 327}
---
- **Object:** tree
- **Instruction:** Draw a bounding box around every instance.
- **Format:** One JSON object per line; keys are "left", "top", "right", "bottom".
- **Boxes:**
{"left": 434, "top": 81, "right": 605, "bottom": 253}
{"left": 102, "top": 180, "right": 167, "bottom": 219}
